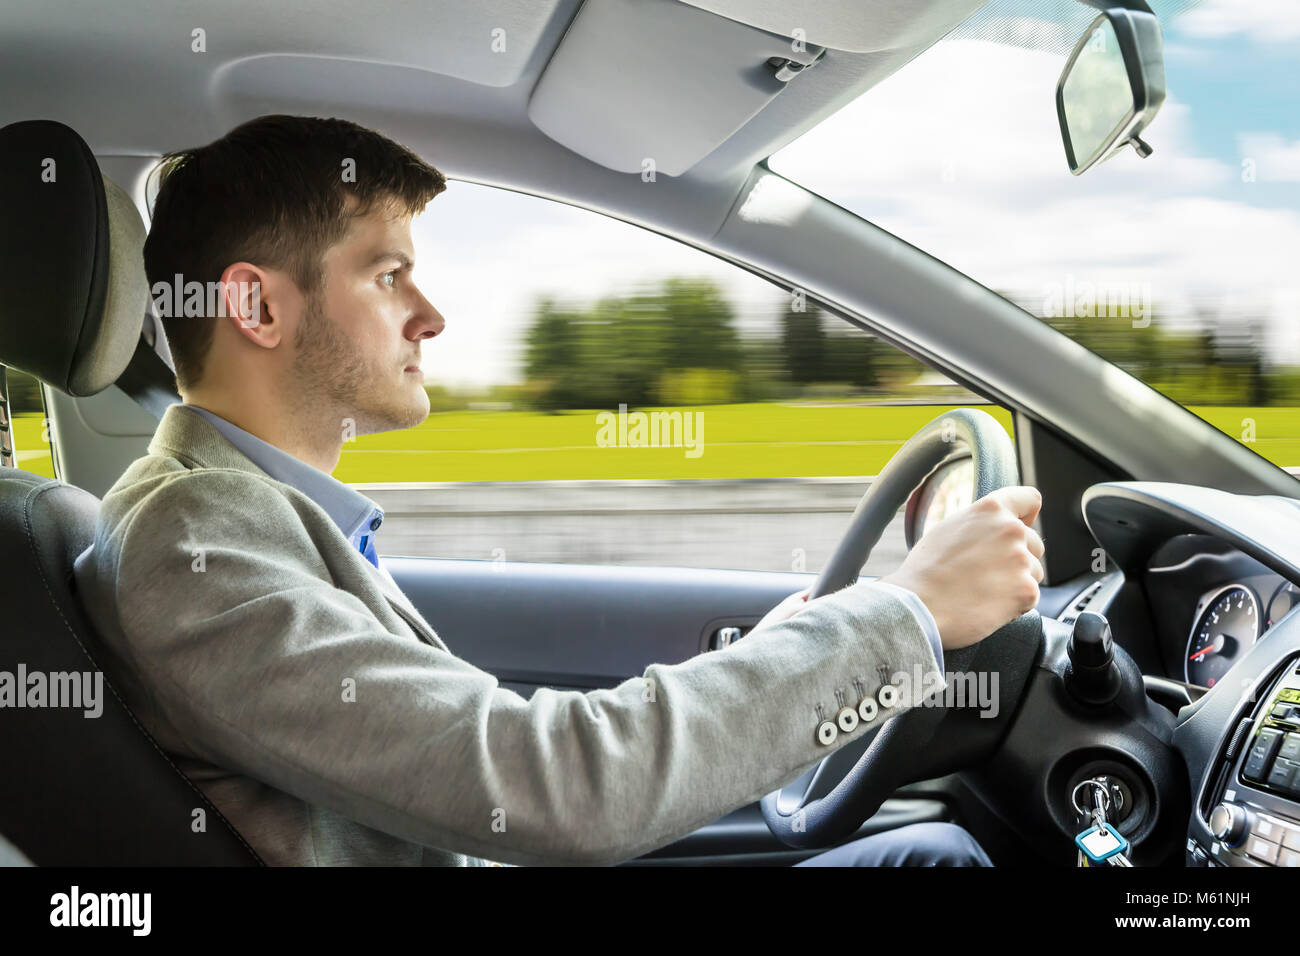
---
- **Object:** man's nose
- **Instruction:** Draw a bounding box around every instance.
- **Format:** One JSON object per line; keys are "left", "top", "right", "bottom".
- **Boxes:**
{"left": 412, "top": 295, "right": 445, "bottom": 340}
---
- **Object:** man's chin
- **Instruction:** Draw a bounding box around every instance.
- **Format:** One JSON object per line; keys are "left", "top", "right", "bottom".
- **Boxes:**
{"left": 385, "top": 389, "right": 431, "bottom": 431}
{"left": 349, "top": 395, "right": 429, "bottom": 436}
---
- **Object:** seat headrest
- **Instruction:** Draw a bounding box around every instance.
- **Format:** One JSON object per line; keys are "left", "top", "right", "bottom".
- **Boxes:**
{"left": 0, "top": 120, "right": 148, "bottom": 396}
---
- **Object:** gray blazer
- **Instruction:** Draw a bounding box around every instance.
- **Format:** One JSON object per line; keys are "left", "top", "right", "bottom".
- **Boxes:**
{"left": 73, "top": 404, "right": 945, "bottom": 866}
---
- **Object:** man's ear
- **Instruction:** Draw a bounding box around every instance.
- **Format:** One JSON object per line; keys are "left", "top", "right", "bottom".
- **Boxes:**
{"left": 219, "top": 262, "right": 281, "bottom": 347}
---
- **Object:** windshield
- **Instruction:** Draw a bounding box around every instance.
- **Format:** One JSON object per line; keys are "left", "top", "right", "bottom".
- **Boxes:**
{"left": 769, "top": 0, "right": 1300, "bottom": 474}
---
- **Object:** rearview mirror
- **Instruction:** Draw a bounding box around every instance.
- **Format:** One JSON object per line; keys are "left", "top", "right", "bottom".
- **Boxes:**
{"left": 1056, "top": 7, "right": 1166, "bottom": 175}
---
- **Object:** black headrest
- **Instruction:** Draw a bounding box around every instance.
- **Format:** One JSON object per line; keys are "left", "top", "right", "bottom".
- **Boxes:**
{"left": 0, "top": 120, "right": 148, "bottom": 396}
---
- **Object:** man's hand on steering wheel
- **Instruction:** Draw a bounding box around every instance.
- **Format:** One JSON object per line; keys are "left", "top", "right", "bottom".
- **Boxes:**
{"left": 754, "top": 486, "right": 1045, "bottom": 651}
{"left": 760, "top": 409, "right": 1051, "bottom": 847}
{"left": 880, "top": 485, "right": 1045, "bottom": 650}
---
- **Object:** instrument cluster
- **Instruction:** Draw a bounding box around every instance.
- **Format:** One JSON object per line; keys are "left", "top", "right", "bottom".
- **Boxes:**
{"left": 1185, "top": 579, "right": 1300, "bottom": 688}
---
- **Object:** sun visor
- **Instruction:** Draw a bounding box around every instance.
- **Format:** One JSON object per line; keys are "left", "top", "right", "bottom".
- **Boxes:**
{"left": 528, "top": 0, "right": 827, "bottom": 177}
{"left": 673, "top": 0, "right": 990, "bottom": 54}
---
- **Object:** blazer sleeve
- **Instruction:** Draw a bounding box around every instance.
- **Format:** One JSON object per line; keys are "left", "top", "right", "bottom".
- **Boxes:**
{"left": 111, "top": 469, "right": 947, "bottom": 867}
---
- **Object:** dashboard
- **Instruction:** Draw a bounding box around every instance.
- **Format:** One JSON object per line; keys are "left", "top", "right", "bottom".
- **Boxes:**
{"left": 1075, "top": 481, "right": 1300, "bottom": 867}
{"left": 1045, "top": 535, "right": 1300, "bottom": 697}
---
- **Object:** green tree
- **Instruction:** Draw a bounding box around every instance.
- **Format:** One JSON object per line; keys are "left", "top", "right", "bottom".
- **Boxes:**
{"left": 519, "top": 278, "right": 744, "bottom": 409}
{"left": 780, "top": 302, "right": 825, "bottom": 384}
{"left": 659, "top": 277, "right": 743, "bottom": 378}
{"left": 522, "top": 297, "right": 587, "bottom": 410}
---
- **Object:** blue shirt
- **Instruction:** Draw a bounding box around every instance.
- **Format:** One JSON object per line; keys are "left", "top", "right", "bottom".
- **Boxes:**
{"left": 183, "top": 405, "right": 385, "bottom": 565}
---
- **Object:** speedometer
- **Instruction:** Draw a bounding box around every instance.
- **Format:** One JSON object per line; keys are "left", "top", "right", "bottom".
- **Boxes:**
{"left": 1185, "top": 584, "right": 1260, "bottom": 688}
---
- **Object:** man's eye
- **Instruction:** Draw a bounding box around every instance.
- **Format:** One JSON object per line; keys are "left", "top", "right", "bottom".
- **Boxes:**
{"left": 381, "top": 271, "right": 397, "bottom": 287}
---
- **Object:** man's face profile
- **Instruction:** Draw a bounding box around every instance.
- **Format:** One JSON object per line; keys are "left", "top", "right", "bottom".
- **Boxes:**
{"left": 285, "top": 198, "right": 444, "bottom": 439}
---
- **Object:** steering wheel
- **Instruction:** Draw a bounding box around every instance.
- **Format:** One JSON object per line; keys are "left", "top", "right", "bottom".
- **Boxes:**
{"left": 760, "top": 407, "right": 1044, "bottom": 848}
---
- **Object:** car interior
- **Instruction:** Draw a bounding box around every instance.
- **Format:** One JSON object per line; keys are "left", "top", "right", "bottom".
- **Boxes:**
{"left": 3, "top": 0, "right": 1300, "bottom": 869}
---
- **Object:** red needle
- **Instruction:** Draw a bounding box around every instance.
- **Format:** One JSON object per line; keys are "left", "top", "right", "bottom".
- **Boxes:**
{"left": 1190, "top": 633, "right": 1227, "bottom": 663}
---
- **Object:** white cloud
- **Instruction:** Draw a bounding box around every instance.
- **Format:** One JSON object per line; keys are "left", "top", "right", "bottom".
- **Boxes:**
{"left": 1239, "top": 132, "right": 1300, "bottom": 182}
{"left": 1178, "top": 0, "right": 1300, "bottom": 43}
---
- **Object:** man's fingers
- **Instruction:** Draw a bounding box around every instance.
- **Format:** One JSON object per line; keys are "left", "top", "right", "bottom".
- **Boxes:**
{"left": 989, "top": 485, "right": 1043, "bottom": 526}
{"left": 1025, "top": 526, "right": 1045, "bottom": 561}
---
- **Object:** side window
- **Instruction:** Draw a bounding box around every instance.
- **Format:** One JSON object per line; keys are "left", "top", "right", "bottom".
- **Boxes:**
{"left": 341, "top": 181, "right": 1011, "bottom": 574}
{"left": 1, "top": 366, "right": 54, "bottom": 479}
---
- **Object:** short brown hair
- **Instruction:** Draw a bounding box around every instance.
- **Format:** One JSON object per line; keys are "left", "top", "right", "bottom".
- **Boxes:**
{"left": 143, "top": 115, "right": 446, "bottom": 390}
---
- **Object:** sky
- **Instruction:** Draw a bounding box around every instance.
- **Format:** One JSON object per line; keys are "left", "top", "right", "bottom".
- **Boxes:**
{"left": 411, "top": 0, "right": 1300, "bottom": 389}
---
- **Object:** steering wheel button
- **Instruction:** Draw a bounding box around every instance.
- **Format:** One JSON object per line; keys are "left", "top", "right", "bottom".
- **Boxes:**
{"left": 836, "top": 706, "right": 859, "bottom": 733}
{"left": 858, "top": 698, "right": 878, "bottom": 722}
{"left": 816, "top": 720, "right": 838, "bottom": 747}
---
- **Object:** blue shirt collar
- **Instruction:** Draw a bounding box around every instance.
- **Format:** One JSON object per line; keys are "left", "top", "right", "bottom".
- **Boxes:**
{"left": 182, "top": 404, "right": 384, "bottom": 547}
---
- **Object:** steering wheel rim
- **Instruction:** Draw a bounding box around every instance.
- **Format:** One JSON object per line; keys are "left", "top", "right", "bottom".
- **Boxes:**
{"left": 760, "top": 407, "right": 1035, "bottom": 848}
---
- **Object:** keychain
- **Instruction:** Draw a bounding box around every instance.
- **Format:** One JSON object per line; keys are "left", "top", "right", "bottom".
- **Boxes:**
{"left": 1071, "top": 778, "right": 1133, "bottom": 867}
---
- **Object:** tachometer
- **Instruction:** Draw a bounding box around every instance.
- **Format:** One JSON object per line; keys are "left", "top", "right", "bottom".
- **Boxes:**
{"left": 1185, "top": 584, "right": 1260, "bottom": 688}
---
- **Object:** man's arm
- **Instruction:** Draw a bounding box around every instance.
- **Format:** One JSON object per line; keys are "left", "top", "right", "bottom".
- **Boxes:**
{"left": 109, "top": 469, "right": 949, "bottom": 867}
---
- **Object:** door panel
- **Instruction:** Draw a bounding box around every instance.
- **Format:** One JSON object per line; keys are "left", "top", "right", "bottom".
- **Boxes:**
{"left": 385, "top": 556, "right": 809, "bottom": 686}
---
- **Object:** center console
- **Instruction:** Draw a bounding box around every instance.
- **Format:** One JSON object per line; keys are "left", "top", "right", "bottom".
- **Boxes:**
{"left": 1190, "top": 656, "right": 1300, "bottom": 866}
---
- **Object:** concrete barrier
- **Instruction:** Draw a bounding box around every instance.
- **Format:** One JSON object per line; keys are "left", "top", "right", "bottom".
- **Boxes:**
{"left": 357, "top": 467, "right": 1300, "bottom": 574}
{"left": 358, "top": 476, "right": 908, "bottom": 575}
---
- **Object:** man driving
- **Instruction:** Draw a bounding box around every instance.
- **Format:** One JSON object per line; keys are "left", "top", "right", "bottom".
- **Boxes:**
{"left": 74, "top": 115, "right": 1045, "bottom": 867}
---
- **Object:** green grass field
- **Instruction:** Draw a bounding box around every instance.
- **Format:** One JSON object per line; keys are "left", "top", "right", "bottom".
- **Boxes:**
{"left": 9, "top": 403, "right": 1300, "bottom": 483}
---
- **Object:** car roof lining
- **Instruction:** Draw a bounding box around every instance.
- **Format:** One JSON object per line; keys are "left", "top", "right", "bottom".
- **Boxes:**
{"left": 3, "top": 0, "right": 985, "bottom": 190}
